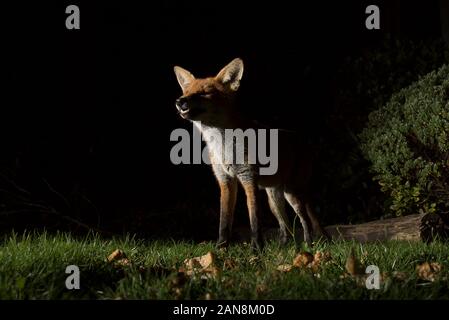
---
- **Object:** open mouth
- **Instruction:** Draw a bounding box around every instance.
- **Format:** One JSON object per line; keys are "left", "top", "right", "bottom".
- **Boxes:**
{"left": 176, "top": 106, "right": 205, "bottom": 119}
{"left": 177, "top": 106, "right": 190, "bottom": 118}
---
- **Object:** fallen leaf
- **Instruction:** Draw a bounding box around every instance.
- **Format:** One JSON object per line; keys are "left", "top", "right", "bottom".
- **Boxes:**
{"left": 183, "top": 259, "right": 201, "bottom": 271}
{"left": 199, "top": 252, "right": 215, "bottom": 268}
{"left": 277, "top": 264, "right": 293, "bottom": 272}
{"left": 417, "top": 262, "right": 442, "bottom": 282}
{"left": 116, "top": 258, "right": 131, "bottom": 267}
{"left": 183, "top": 251, "right": 216, "bottom": 270}
{"left": 107, "top": 249, "right": 134, "bottom": 268}
{"left": 293, "top": 252, "right": 314, "bottom": 268}
{"left": 310, "top": 262, "right": 320, "bottom": 273}
{"left": 309, "top": 251, "right": 332, "bottom": 272}
{"left": 201, "top": 266, "right": 221, "bottom": 279}
{"left": 249, "top": 256, "right": 260, "bottom": 265}
{"left": 107, "top": 249, "right": 125, "bottom": 262}
{"left": 314, "top": 251, "right": 332, "bottom": 264}
{"left": 345, "top": 248, "right": 364, "bottom": 276}
{"left": 182, "top": 251, "right": 220, "bottom": 279}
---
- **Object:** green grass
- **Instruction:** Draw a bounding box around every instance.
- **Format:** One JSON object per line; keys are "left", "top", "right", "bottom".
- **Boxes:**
{"left": 0, "top": 232, "right": 448, "bottom": 299}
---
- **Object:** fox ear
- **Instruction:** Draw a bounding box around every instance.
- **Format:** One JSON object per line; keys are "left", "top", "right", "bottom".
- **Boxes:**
{"left": 174, "top": 66, "right": 195, "bottom": 91}
{"left": 215, "top": 58, "right": 244, "bottom": 91}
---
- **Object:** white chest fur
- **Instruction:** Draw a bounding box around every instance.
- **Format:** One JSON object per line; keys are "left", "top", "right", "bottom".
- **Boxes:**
{"left": 193, "top": 121, "right": 236, "bottom": 176}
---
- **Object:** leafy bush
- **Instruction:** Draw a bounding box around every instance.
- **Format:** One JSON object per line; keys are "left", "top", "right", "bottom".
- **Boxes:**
{"left": 314, "top": 37, "right": 449, "bottom": 224}
{"left": 360, "top": 64, "right": 449, "bottom": 216}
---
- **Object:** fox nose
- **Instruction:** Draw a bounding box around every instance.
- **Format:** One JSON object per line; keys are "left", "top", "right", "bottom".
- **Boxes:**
{"left": 176, "top": 97, "right": 189, "bottom": 111}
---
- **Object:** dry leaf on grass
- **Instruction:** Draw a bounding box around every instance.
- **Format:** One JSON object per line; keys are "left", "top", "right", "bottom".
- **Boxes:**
{"left": 293, "top": 252, "right": 314, "bottom": 268}
{"left": 116, "top": 258, "right": 132, "bottom": 267}
{"left": 184, "top": 251, "right": 215, "bottom": 269}
{"left": 199, "top": 251, "right": 215, "bottom": 268}
{"left": 107, "top": 249, "right": 125, "bottom": 262}
{"left": 201, "top": 266, "right": 221, "bottom": 279}
{"left": 182, "top": 251, "right": 220, "bottom": 279}
{"left": 339, "top": 248, "right": 369, "bottom": 287}
{"left": 107, "top": 249, "right": 133, "bottom": 267}
{"left": 416, "top": 262, "right": 442, "bottom": 282}
{"left": 277, "top": 264, "right": 293, "bottom": 272}
{"left": 249, "top": 255, "right": 260, "bottom": 265}
{"left": 345, "top": 248, "right": 364, "bottom": 276}
{"left": 314, "top": 251, "right": 332, "bottom": 264}
{"left": 310, "top": 251, "right": 332, "bottom": 272}
{"left": 277, "top": 251, "right": 332, "bottom": 274}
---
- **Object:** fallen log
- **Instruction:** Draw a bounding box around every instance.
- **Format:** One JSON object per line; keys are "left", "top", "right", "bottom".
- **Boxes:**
{"left": 324, "top": 213, "right": 448, "bottom": 243}
{"left": 237, "top": 213, "right": 448, "bottom": 243}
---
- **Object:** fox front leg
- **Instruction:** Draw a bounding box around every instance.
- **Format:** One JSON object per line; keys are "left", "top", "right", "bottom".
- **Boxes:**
{"left": 217, "top": 178, "right": 238, "bottom": 248}
{"left": 241, "top": 180, "right": 263, "bottom": 250}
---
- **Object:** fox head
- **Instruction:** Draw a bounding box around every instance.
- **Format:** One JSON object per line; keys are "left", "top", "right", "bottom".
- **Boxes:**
{"left": 173, "top": 58, "right": 244, "bottom": 125}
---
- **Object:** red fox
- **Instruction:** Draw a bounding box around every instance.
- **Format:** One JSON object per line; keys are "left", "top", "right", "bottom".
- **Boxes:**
{"left": 173, "top": 58, "right": 326, "bottom": 249}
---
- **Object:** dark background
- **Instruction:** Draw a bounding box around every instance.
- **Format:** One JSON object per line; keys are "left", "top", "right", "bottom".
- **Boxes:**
{"left": 2, "top": 1, "right": 447, "bottom": 239}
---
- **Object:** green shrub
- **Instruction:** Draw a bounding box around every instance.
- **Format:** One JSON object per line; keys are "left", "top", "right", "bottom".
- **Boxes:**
{"left": 314, "top": 37, "right": 449, "bottom": 224}
{"left": 360, "top": 64, "right": 449, "bottom": 216}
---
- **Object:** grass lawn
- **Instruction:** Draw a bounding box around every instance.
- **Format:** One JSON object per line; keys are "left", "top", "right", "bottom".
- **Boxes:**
{"left": 0, "top": 232, "right": 448, "bottom": 299}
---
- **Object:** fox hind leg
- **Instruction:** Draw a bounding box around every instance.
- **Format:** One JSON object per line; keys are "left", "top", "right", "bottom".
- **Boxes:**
{"left": 266, "top": 187, "right": 292, "bottom": 245}
{"left": 305, "top": 202, "right": 329, "bottom": 240}
{"left": 284, "top": 191, "right": 312, "bottom": 247}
